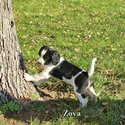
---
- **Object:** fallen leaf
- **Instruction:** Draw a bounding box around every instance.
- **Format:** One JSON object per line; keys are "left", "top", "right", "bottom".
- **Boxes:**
{"left": 102, "top": 102, "right": 109, "bottom": 106}
{"left": 74, "top": 48, "right": 80, "bottom": 53}
{"left": 84, "top": 115, "right": 89, "bottom": 119}
{"left": 45, "top": 110, "right": 49, "bottom": 114}
{"left": 121, "top": 115, "right": 125, "bottom": 119}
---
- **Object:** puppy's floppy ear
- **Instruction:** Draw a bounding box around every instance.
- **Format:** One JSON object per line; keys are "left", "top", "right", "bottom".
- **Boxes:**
{"left": 50, "top": 50, "right": 60, "bottom": 65}
{"left": 38, "top": 48, "right": 42, "bottom": 56}
{"left": 38, "top": 46, "right": 49, "bottom": 56}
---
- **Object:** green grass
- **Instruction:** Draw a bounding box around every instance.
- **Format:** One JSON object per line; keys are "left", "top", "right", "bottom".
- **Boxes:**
{"left": 0, "top": 101, "right": 21, "bottom": 114}
{"left": 3, "top": 0, "right": 124, "bottom": 124}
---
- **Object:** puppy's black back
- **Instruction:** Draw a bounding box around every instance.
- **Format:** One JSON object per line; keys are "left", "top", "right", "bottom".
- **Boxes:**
{"left": 49, "top": 60, "right": 82, "bottom": 80}
{"left": 75, "top": 71, "right": 88, "bottom": 93}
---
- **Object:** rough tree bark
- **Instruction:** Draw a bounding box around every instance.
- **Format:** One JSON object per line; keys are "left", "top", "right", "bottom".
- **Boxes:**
{"left": 0, "top": 0, "right": 39, "bottom": 103}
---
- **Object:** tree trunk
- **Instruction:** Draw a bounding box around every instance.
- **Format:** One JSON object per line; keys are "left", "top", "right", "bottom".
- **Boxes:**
{"left": 0, "top": 0, "right": 39, "bottom": 103}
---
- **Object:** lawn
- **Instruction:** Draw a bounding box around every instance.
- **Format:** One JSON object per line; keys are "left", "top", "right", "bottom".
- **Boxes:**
{"left": 0, "top": 0, "right": 125, "bottom": 124}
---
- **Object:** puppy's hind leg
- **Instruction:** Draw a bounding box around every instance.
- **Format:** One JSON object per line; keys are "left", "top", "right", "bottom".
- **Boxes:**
{"left": 74, "top": 89, "right": 88, "bottom": 107}
{"left": 87, "top": 84, "right": 97, "bottom": 103}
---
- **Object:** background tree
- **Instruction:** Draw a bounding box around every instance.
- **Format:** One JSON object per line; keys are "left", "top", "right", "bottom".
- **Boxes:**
{"left": 0, "top": 0, "right": 39, "bottom": 103}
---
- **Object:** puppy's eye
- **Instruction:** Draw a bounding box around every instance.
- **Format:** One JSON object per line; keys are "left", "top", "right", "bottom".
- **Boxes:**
{"left": 43, "top": 54, "right": 47, "bottom": 58}
{"left": 43, "top": 54, "right": 49, "bottom": 60}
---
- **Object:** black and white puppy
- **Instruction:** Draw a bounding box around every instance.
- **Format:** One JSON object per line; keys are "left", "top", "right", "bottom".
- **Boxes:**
{"left": 24, "top": 46, "right": 97, "bottom": 107}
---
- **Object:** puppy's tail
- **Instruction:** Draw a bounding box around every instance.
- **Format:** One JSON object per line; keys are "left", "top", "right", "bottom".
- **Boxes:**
{"left": 88, "top": 58, "right": 97, "bottom": 77}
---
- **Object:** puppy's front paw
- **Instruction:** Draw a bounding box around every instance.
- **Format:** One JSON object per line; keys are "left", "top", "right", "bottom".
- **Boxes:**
{"left": 24, "top": 73, "right": 33, "bottom": 81}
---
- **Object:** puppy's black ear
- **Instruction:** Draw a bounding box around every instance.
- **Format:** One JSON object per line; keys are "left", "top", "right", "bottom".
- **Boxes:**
{"left": 38, "top": 46, "right": 48, "bottom": 56}
{"left": 50, "top": 50, "right": 60, "bottom": 65}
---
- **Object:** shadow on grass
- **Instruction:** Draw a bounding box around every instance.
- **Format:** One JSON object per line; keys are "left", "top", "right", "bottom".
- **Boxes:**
{"left": 1, "top": 90, "right": 125, "bottom": 125}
